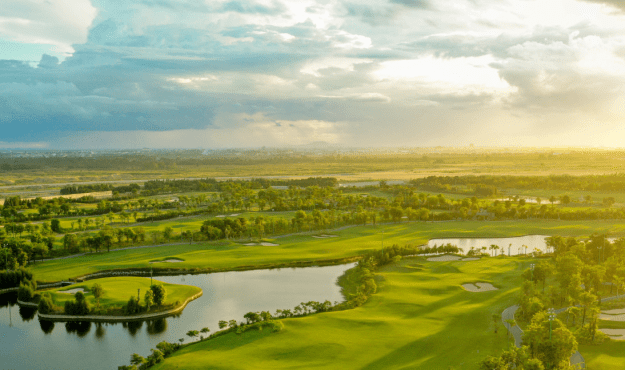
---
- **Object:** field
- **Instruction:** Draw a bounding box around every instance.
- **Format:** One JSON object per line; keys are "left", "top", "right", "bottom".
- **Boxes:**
{"left": 31, "top": 219, "right": 625, "bottom": 282}
{"left": 152, "top": 257, "right": 526, "bottom": 370}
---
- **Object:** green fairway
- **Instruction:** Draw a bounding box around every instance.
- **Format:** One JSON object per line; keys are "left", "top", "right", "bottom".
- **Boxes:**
{"left": 152, "top": 257, "right": 526, "bottom": 370}
{"left": 46, "top": 277, "right": 201, "bottom": 314}
{"left": 31, "top": 219, "right": 625, "bottom": 282}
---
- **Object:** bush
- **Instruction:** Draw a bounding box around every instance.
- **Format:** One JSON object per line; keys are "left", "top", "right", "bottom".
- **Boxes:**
{"left": 0, "top": 268, "right": 35, "bottom": 290}
{"left": 150, "top": 284, "right": 167, "bottom": 306}
{"left": 125, "top": 296, "right": 141, "bottom": 315}
{"left": 38, "top": 294, "right": 55, "bottom": 314}
{"left": 17, "top": 283, "right": 34, "bottom": 301}
{"left": 63, "top": 293, "right": 90, "bottom": 315}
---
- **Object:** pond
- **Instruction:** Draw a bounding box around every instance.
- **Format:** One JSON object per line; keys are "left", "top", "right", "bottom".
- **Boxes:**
{"left": 428, "top": 235, "right": 550, "bottom": 256}
{"left": 0, "top": 263, "right": 355, "bottom": 370}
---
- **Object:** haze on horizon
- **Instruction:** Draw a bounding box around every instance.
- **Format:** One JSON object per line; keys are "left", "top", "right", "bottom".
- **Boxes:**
{"left": 1, "top": 0, "right": 625, "bottom": 150}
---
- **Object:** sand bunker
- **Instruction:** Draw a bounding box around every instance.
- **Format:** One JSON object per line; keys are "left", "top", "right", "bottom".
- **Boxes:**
{"left": 599, "top": 313, "right": 625, "bottom": 321}
{"left": 243, "top": 242, "right": 279, "bottom": 247}
{"left": 462, "top": 283, "right": 498, "bottom": 292}
{"left": 229, "top": 214, "right": 239, "bottom": 217}
{"left": 149, "top": 259, "right": 184, "bottom": 263}
{"left": 427, "top": 255, "right": 461, "bottom": 262}
{"left": 603, "top": 308, "right": 625, "bottom": 315}
{"left": 312, "top": 234, "right": 339, "bottom": 239}
{"left": 59, "top": 288, "right": 86, "bottom": 294}
{"left": 600, "top": 329, "right": 625, "bottom": 340}
{"left": 216, "top": 215, "right": 225, "bottom": 218}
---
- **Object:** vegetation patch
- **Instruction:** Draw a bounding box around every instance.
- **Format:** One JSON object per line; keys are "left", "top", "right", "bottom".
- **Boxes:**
{"left": 36, "top": 277, "right": 201, "bottom": 317}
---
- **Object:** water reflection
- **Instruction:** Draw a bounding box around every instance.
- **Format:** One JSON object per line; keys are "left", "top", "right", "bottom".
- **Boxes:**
{"left": 95, "top": 322, "right": 106, "bottom": 339}
{"left": 39, "top": 319, "right": 55, "bottom": 334}
{"left": 125, "top": 320, "right": 143, "bottom": 336}
{"left": 19, "top": 306, "right": 37, "bottom": 321}
{"left": 146, "top": 318, "right": 167, "bottom": 335}
{"left": 0, "top": 292, "right": 16, "bottom": 307}
{"left": 65, "top": 321, "right": 92, "bottom": 337}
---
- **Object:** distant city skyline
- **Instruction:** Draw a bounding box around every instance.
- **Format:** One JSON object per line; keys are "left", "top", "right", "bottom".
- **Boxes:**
{"left": 1, "top": 0, "right": 625, "bottom": 149}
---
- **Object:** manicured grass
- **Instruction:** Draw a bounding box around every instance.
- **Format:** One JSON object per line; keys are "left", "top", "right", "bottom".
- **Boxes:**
{"left": 152, "top": 257, "right": 526, "bottom": 370}
{"left": 579, "top": 341, "right": 625, "bottom": 369}
{"left": 46, "top": 277, "right": 201, "bottom": 314}
{"left": 31, "top": 219, "right": 625, "bottom": 282}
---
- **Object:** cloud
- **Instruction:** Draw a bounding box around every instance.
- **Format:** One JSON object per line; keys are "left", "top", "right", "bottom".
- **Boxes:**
{"left": 0, "top": 0, "right": 97, "bottom": 58}
{"left": 390, "top": 0, "right": 431, "bottom": 9}
{"left": 581, "top": 0, "right": 625, "bottom": 11}
{"left": 53, "top": 112, "right": 346, "bottom": 149}
{"left": 2, "top": 0, "right": 625, "bottom": 149}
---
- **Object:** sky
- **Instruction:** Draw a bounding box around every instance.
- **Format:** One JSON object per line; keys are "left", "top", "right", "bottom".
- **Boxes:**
{"left": 1, "top": 0, "right": 625, "bottom": 149}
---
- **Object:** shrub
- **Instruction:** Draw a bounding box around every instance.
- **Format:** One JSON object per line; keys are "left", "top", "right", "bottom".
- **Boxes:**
{"left": 125, "top": 296, "right": 141, "bottom": 315}
{"left": 17, "top": 283, "right": 34, "bottom": 301}
{"left": 38, "top": 294, "right": 55, "bottom": 314}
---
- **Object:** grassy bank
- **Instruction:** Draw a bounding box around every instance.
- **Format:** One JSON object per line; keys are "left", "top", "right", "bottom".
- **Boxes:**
{"left": 152, "top": 256, "right": 527, "bottom": 369}
{"left": 31, "top": 220, "right": 625, "bottom": 282}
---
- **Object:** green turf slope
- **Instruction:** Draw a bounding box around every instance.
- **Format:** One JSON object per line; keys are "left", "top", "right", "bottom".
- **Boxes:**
{"left": 152, "top": 257, "right": 528, "bottom": 370}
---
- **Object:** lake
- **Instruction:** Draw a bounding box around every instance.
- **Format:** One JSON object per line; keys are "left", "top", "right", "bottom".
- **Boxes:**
{"left": 0, "top": 263, "right": 355, "bottom": 370}
{"left": 428, "top": 235, "right": 550, "bottom": 256}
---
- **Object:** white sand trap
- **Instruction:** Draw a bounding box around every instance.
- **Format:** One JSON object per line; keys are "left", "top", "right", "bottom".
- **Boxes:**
{"left": 600, "top": 313, "right": 625, "bottom": 321}
{"left": 603, "top": 309, "right": 625, "bottom": 315}
{"left": 312, "top": 235, "right": 339, "bottom": 239}
{"left": 260, "top": 242, "right": 278, "bottom": 246}
{"left": 427, "top": 255, "right": 461, "bottom": 262}
{"left": 244, "top": 243, "right": 257, "bottom": 246}
{"left": 600, "top": 329, "right": 625, "bottom": 340}
{"left": 462, "top": 258, "right": 480, "bottom": 261}
{"left": 462, "top": 283, "right": 498, "bottom": 292}
{"left": 229, "top": 214, "right": 239, "bottom": 217}
{"left": 216, "top": 215, "right": 226, "bottom": 218}
{"left": 149, "top": 259, "right": 183, "bottom": 263}
{"left": 59, "top": 288, "right": 86, "bottom": 294}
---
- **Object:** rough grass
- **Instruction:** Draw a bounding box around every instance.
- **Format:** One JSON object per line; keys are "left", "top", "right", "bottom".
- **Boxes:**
{"left": 32, "top": 219, "right": 625, "bottom": 282}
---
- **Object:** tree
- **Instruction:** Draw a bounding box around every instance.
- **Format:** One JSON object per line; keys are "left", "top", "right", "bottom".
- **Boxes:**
{"left": 218, "top": 320, "right": 228, "bottom": 329}
{"left": 560, "top": 195, "right": 571, "bottom": 206}
{"left": 603, "top": 197, "right": 615, "bottom": 208}
{"left": 549, "top": 196, "right": 556, "bottom": 206}
{"left": 523, "top": 311, "right": 577, "bottom": 369}
{"left": 130, "top": 353, "right": 146, "bottom": 368}
{"left": 63, "top": 234, "right": 79, "bottom": 252}
{"left": 92, "top": 283, "right": 103, "bottom": 308}
{"left": 144, "top": 289, "right": 154, "bottom": 311}
{"left": 186, "top": 330, "right": 199, "bottom": 339}
{"left": 244, "top": 311, "right": 261, "bottom": 324}
{"left": 579, "top": 291, "right": 597, "bottom": 326}
{"left": 50, "top": 219, "right": 61, "bottom": 233}
{"left": 163, "top": 226, "right": 173, "bottom": 242}
{"left": 150, "top": 284, "right": 167, "bottom": 306}
{"left": 533, "top": 261, "right": 554, "bottom": 293}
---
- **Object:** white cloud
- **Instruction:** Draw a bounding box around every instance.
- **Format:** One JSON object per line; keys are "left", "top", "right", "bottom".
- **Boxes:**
{"left": 373, "top": 55, "right": 514, "bottom": 96}
{"left": 0, "top": 0, "right": 97, "bottom": 59}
